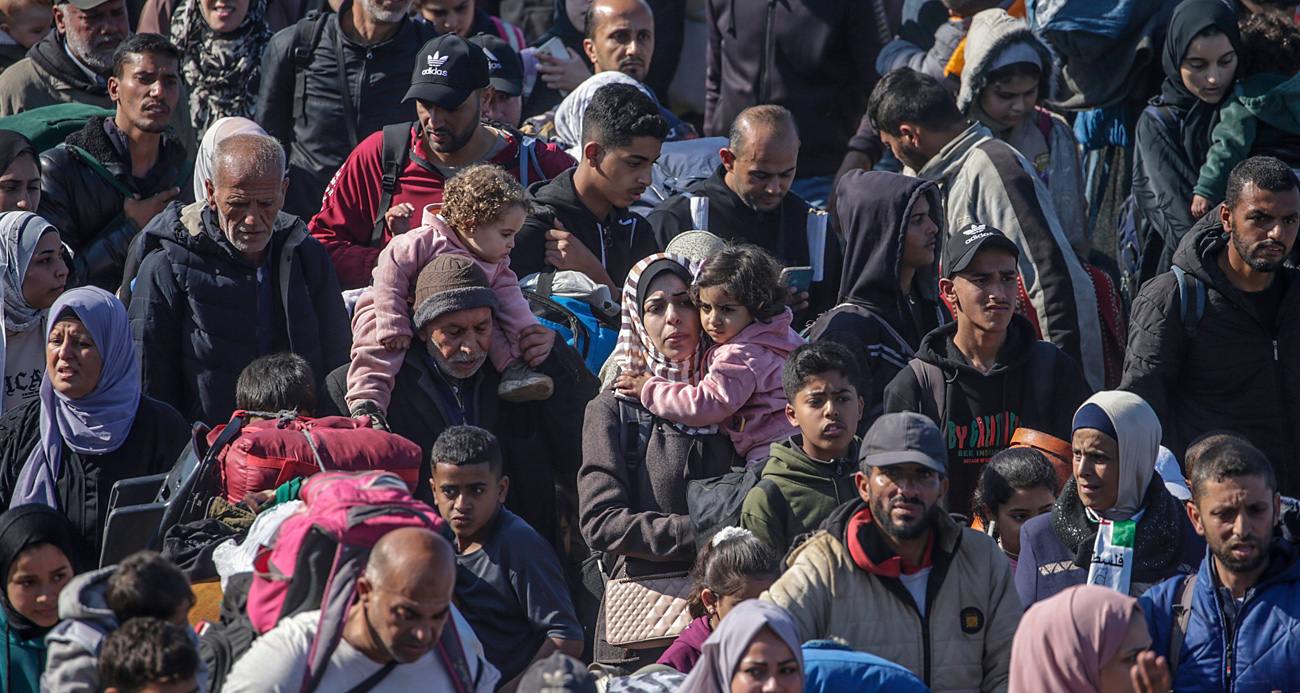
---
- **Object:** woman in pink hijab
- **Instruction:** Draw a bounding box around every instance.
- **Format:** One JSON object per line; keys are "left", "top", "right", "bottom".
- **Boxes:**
{"left": 1009, "top": 585, "right": 1170, "bottom": 693}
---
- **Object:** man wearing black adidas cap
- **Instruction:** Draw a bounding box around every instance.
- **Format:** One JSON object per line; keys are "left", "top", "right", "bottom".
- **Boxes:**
{"left": 763, "top": 411, "right": 1022, "bottom": 691}
{"left": 882, "top": 223, "right": 1091, "bottom": 515}
{"left": 308, "top": 33, "right": 574, "bottom": 289}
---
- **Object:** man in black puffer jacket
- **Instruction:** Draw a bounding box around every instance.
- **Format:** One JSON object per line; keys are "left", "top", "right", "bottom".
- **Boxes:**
{"left": 39, "top": 34, "right": 192, "bottom": 292}
{"left": 129, "top": 133, "right": 350, "bottom": 427}
{"left": 1122, "top": 156, "right": 1300, "bottom": 496}
{"left": 256, "top": 0, "right": 437, "bottom": 220}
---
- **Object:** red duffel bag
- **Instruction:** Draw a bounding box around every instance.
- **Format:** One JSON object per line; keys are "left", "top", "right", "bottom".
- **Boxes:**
{"left": 209, "top": 411, "right": 422, "bottom": 503}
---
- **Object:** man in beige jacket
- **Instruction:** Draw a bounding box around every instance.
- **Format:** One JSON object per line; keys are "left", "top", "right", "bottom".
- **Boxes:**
{"left": 763, "top": 412, "right": 1021, "bottom": 693}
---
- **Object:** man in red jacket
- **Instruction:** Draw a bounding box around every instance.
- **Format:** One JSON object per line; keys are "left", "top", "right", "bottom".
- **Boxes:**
{"left": 309, "top": 33, "right": 575, "bottom": 289}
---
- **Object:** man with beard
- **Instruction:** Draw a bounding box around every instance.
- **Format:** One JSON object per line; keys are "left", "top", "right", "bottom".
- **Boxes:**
{"left": 1123, "top": 156, "right": 1300, "bottom": 497}
{"left": 647, "top": 105, "right": 840, "bottom": 324}
{"left": 0, "top": 0, "right": 195, "bottom": 142}
{"left": 129, "top": 132, "right": 350, "bottom": 426}
{"left": 1139, "top": 438, "right": 1300, "bottom": 692}
{"left": 37, "top": 33, "right": 191, "bottom": 292}
{"left": 763, "top": 412, "right": 1021, "bottom": 693}
{"left": 255, "top": 0, "right": 438, "bottom": 221}
{"left": 226, "top": 527, "right": 501, "bottom": 692}
{"left": 308, "top": 33, "right": 573, "bottom": 290}
{"left": 321, "top": 254, "right": 597, "bottom": 546}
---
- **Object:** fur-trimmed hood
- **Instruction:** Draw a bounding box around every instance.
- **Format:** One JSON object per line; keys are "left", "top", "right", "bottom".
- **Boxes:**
{"left": 957, "top": 8, "right": 1057, "bottom": 114}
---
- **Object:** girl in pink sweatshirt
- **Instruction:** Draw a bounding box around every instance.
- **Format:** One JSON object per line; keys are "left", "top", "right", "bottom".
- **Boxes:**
{"left": 615, "top": 243, "right": 805, "bottom": 462}
{"left": 346, "top": 164, "right": 553, "bottom": 417}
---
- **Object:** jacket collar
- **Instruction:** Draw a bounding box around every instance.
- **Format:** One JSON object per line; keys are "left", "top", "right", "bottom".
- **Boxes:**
{"left": 822, "top": 497, "right": 961, "bottom": 573}
{"left": 64, "top": 115, "right": 187, "bottom": 193}
{"left": 28, "top": 31, "right": 107, "bottom": 95}
{"left": 1052, "top": 475, "right": 1191, "bottom": 582}
{"left": 914, "top": 122, "right": 993, "bottom": 183}
{"left": 847, "top": 504, "right": 935, "bottom": 578}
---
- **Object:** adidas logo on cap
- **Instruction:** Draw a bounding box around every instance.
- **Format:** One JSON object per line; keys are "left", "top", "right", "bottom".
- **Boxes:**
{"left": 422, "top": 51, "right": 450, "bottom": 77}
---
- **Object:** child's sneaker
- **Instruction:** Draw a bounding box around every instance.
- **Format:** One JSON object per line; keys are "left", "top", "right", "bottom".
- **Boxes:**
{"left": 498, "top": 362, "right": 554, "bottom": 402}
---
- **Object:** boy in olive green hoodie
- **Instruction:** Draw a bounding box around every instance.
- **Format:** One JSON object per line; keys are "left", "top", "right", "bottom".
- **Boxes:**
{"left": 741, "top": 342, "right": 863, "bottom": 555}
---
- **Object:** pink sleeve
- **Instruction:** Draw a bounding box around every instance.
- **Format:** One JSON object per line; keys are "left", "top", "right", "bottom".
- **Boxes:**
{"left": 641, "top": 348, "right": 758, "bottom": 427}
{"left": 371, "top": 231, "right": 443, "bottom": 341}
{"left": 488, "top": 262, "right": 541, "bottom": 340}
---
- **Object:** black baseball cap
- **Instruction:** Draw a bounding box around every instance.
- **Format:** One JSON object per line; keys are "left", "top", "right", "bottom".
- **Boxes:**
{"left": 943, "top": 222, "right": 1019, "bottom": 278}
{"left": 860, "top": 412, "right": 947, "bottom": 474}
{"left": 468, "top": 33, "right": 525, "bottom": 97}
{"left": 405, "top": 34, "right": 491, "bottom": 109}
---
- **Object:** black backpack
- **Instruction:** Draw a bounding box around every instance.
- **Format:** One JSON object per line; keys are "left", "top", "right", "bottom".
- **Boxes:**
{"left": 686, "top": 463, "right": 786, "bottom": 549}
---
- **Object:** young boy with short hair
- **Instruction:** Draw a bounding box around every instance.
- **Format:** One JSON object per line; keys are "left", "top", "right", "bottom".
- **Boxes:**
{"left": 43, "top": 552, "right": 199, "bottom": 693}
{"left": 431, "top": 426, "right": 583, "bottom": 693}
{"left": 234, "top": 352, "right": 317, "bottom": 419}
{"left": 740, "top": 341, "right": 864, "bottom": 556}
{"left": 100, "top": 617, "right": 201, "bottom": 693}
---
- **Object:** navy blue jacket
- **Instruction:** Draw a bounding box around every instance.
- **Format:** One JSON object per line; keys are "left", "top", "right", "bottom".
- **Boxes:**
{"left": 1140, "top": 541, "right": 1300, "bottom": 693}
{"left": 128, "top": 201, "right": 350, "bottom": 426}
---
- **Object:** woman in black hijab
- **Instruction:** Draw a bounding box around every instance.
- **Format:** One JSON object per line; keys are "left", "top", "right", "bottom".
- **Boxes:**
{"left": 0, "top": 504, "right": 78, "bottom": 693}
{"left": 0, "top": 130, "right": 41, "bottom": 214}
{"left": 1131, "top": 0, "right": 1241, "bottom": 286}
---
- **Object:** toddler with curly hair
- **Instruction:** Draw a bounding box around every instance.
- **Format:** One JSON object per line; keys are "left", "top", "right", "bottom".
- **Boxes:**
{"left": 347, "top": 164, "right": 554, "bottom": 423}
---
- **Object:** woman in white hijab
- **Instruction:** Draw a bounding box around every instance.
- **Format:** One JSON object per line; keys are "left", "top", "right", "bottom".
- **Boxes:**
{"left": 1015, "top": 391, "right": 1206, "bottom": 606}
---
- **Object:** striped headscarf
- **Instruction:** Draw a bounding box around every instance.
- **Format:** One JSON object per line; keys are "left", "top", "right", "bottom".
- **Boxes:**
{"left": 612, "top": 253, "right": 716, "bottom": 434}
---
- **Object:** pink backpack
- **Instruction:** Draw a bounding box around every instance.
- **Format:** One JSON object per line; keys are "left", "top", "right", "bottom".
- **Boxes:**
{"left": 245, "top": 471, "right": 470, "bottom": 692}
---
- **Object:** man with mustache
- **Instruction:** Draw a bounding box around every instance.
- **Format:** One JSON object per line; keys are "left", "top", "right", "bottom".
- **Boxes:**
{"left": 883, "top": 223, "right": 1091, "bottom": 515}
{"left": 128, "top": 132, "right": 351, "bottom": 427}
{"left": 255, "top": 0, "right": 438, "bottom": 220}
{"left": 0, "top": 0, "right": 195, "bottom": 142}
{"left": 647, "top": 105, "right": 842, "bottom": 325}
{"left": 36, "top": 33, "right": 192, "bottom": 292}
{"left": 226, "top": 527, "right": 502, "bottom": 692}
{"left": 307, "top": 33, "right": 574, "bottom": 290}
{"left": 1138, "top": 438, "right": 1300, "bottom": 692}
{"left": 1123, "top": 156, "right": 1300, "bottom": 498}
{"left": 321, "top": 254, "right": 597, "bottom": 545}
{"left": 763, "top": 412, "right": 1022, "bottom": 692}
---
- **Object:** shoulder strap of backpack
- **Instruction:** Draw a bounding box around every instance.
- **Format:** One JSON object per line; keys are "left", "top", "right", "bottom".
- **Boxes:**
{"left": 1144, "top": 104, "right": 1181, "bottom": 140}
{"left": 617, "top": 399, "right": 654, "bottom": 496}
{"left": 1169, "top": 572, "right": 1198, "bottom": 677}
{"left": 907, "top": 359, "right": 945, "bottom": 424}
{"left": 686, "top": 193, "right": 709, "bottom": 231}
{"left": 756, "top": 476, "right": 792, "bottom": 535}
{"left": 1035, "top": 107, "right": 1054, "bottom": 143}
{"left": 1171, "top": 265, "right": 1206, "bottom": 339}
{"left": 62, "top": 144, "right": 134, "bottom": 198}
{"left": 369, "top": 122, "right": 414, "bottom": 247}
{"left": 292, "top": 11, "right": 330, "bottom": 125}
{"left": 343, "top": 662, "right": 398, "bottom": 693}
{"left": 516, "top": 135, "right": 546, "bottom": 189}
{"left": 805, "top": 209, "right": 828, "bottom": 282}
{"left": 434, "top": 614, "right": 475, "bottom": 693}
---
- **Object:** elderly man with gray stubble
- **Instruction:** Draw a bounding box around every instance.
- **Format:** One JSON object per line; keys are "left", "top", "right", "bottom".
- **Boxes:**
{"left": 128, "top": 132, "right": 351, "bottom": 426}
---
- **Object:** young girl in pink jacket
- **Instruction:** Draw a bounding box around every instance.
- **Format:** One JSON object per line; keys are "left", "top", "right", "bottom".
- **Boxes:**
{"left": 615, "top": 243, "right": 805, "bottom": 462}
{"left": 346, "top": 164, "right": 554, "bottom": 419}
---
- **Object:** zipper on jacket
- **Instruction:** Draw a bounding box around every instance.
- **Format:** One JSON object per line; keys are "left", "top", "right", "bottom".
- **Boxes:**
{"left": 758, "top": 0, "right": 776, "bottom": 103}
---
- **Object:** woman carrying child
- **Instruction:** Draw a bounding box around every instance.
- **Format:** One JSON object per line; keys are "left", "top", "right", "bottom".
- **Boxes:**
{"left": 346, "top": 164, "right": 556, "bottom": 429}
{"left": 616, "top": 243, "right": 806, "bottom": 463}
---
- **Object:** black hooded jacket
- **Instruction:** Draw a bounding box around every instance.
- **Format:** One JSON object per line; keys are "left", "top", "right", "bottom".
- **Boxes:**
{"left": 883, "top": 315, "right": 1092, "bottom": 513}
{"left": 513, "top": 167, "right": 660, "bottom": 287}
{"left": 647, "top": 165, "right": 841, "bottom": 326}
{"left": 1121, "top": 211, "right": 1300, "bottom": 496}
{"left": 38, "top": 116, "right": 191, "bottom": 292}
{"left": 806, "top": 171, "right": 945, "bottom": 425}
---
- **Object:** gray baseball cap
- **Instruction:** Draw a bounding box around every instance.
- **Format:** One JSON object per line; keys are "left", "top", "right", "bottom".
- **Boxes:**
{"left": 860, "top": 412, "right": 947, "bottom": 473}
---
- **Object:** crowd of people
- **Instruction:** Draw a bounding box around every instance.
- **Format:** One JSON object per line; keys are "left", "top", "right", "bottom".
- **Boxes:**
{"left": 0, "top": 0, "right": 1295, "bottom": 691}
